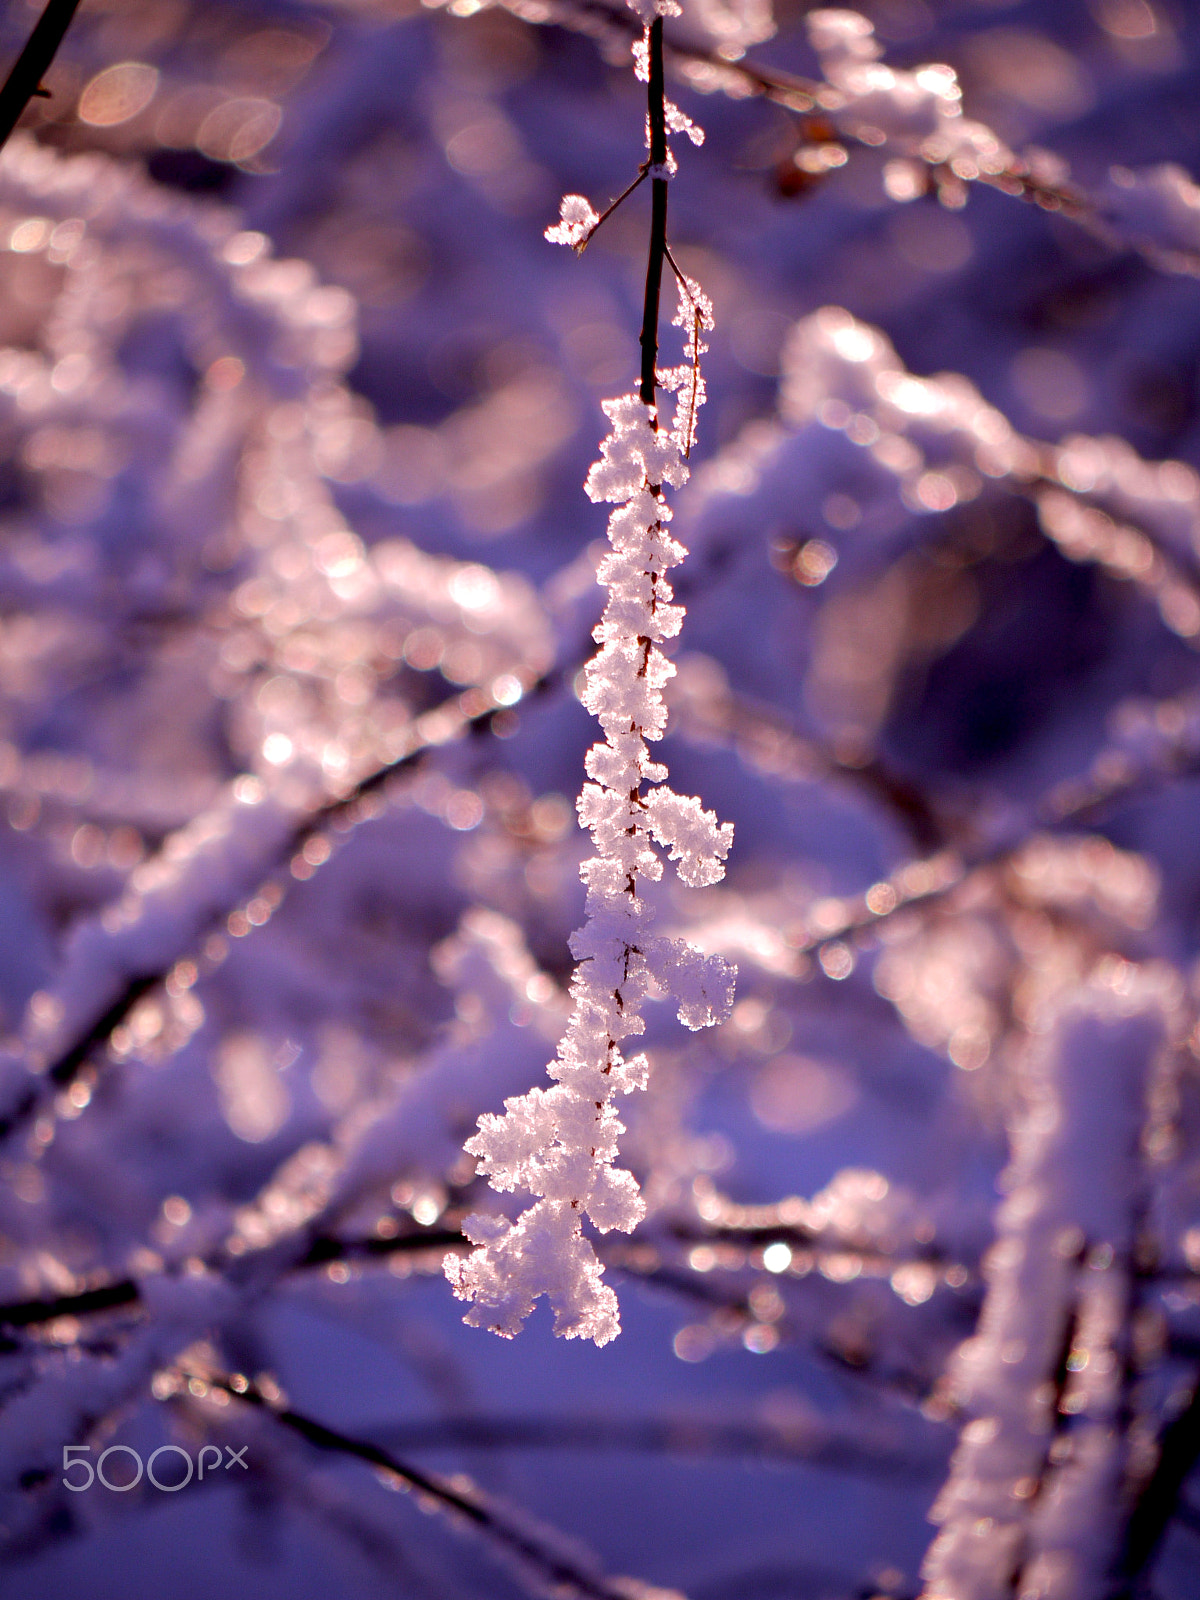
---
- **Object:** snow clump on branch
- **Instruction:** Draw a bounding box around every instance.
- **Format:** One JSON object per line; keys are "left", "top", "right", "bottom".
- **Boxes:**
{"left": 544, "top": 195, "right": 600, "bottom": 252}
{"left": 446, "top": 308, "right": 733, "bottom": 1349}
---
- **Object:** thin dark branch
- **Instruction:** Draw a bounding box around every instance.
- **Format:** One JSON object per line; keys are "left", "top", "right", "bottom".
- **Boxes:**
{"left": 1113, "top": 1377, "right": 1200, "bottom": 1594}
{"left": 662, "top": 240, "right": 687, "bottom": 289}
{"left": 205, "top": 1375, "right": 643, "bottom": 1600}
{"left": 0, "top": 1221, "right": 956, "bottom": 1415}
{"left": 0, "top": 1225, "right": 465, "bottom": 1335}
{"left": 0, "top": 1275, "right": 139, "bottom": 1334}
{"left": 296, "top": 1227, "right": 465, "bottom": 1270}
{"left": 0, "top": 0, "right": 81, "bottom": 152}
{"left": 638, "top": 16, "right": 668, "bottom": 412}
{"left": 22, "top": 1213, "right": 1200, "bottom": 1344}
{"left": 0, "top": 1202, "right": 961, "bottom": 1356}
{"left": 661, "top": 242, "right": 703, "bottom": 456}
{"left": 1006, "top": 1260, "right": 1090, "bottom": 1595}
{"left": 577, "top": 162, "right": 648, "bottom": 250}
{"left": 0, "top": 973, "right": 160, "bottom": 1142}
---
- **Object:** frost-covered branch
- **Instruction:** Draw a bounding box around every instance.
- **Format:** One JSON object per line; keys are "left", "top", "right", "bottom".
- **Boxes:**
{"left": 779, "top": 307, "right": 1200, "bottom": 645}
{"left": 920, "top": 967, "right": 1183, "bottom": 1600}
{"left": 446, "top": 0, "right": 733, "bottom": 1346}
{"left": 439, "top": 0, "right": 1200, "bottom": 283}
{"left": 0, "top": 666, "right": 552, "bottom": 1151}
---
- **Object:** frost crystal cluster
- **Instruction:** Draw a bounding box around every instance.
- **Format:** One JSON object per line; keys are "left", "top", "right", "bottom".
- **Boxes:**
{"left": 446, "top": 304, "right": 733, "bottom": 1348}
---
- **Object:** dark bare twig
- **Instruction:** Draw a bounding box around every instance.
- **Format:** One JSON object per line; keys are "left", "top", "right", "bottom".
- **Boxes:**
{"left": 0, "top": 0, "right": 81, "bottom": 152}
{"left": 201, "top": 1373, "right": 644, "bottom": 1600}
{"left": 638, "top": 15, "right": 668, "bottom": 413}
{"left": 1004, "top": 1257, "right": 1091, "bottom": 1595}
{"left": 0, "top": 973, "right": 160, "bottom": 1142}
{"left": 0, "top": 1276, "right": 140, "bottom": 1335}
{"left": 1113, "top": 1378, "right": 1200, "bottom": 1594}
{"left": 0, "top": 1225, "right": 465, "bottom": 1337}
{"left": 576, "top": 161, "right": 648, "bottom": 250}
{"left": 296, "top": 1226, "right": 464, "bottom": 1271}
{"left": 661, "top": 240, "right": 686, "bottom": 288}
{"left": 15, "top": 1207, "right": 1200, "bottom": 1347}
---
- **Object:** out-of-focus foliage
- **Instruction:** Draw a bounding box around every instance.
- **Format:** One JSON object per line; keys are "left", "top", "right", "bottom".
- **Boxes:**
{"left": 0, "top": 0, "right": 1198, "bottom": 1597}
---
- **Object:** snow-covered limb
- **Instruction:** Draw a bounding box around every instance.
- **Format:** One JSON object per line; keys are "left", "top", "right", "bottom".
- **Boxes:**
{"left": 442, "top": 0, "right": 1200, "bottom": 286}
{"left": 921, "top": 965, "right": 1182, "bottom": 1600}
{"left": 448, "top": 228, "right": 732, "bottom": 1343}
{"left": 779, "top": 306, "right": 1200, "bottom": 635}
{"left": 447, "top": 386, "right": 734, "bottom": 1343}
